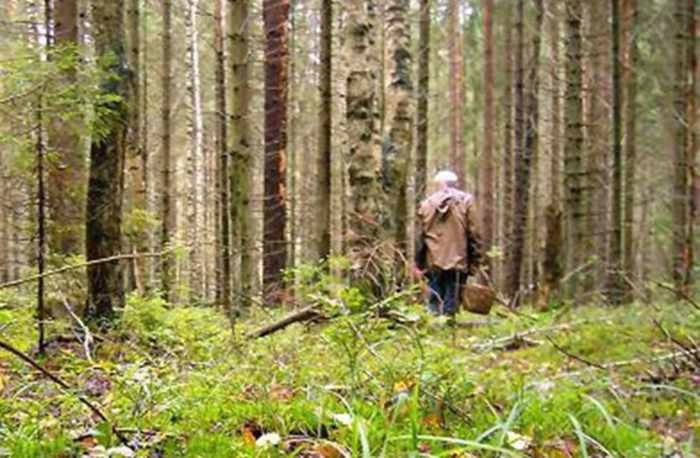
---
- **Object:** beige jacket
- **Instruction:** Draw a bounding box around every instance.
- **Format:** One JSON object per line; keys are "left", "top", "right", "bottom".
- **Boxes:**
{"left": 416, "top": 188, "right": 482, "bottom": 272}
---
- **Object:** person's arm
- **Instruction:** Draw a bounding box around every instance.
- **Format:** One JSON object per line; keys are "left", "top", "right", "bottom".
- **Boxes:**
{"left": 465, "top": 201, "right": 484, "bottom": 275}
{"left": 415, "top": 227, "right": 428, "bottom": 271}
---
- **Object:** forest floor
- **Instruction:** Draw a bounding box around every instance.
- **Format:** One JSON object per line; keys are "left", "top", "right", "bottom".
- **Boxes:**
{"left": 0, "top": 287, "right": 699, "bottom": 457}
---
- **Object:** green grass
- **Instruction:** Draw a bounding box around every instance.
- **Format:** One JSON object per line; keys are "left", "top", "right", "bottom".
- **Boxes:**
{"left": 0, "top": 289, "right": 698, "bottom": 457}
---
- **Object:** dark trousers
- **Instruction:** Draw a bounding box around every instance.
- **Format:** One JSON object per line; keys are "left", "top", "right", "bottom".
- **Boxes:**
{"left": 426, "top": 270, "right": 466, "bottom": 315}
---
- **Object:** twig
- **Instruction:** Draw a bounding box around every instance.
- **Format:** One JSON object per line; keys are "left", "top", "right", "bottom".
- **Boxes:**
{"left": 49, "top": 277, "right": 94, "bottom": 362}
{"left": 0, "top": 338, "right": 129, "bottom": 445}
{"left": 0, "top": 251, "right": 172, "bottom": 290}
{"left": 651, "top": 281, "right": 700, "bottom": 311}
{"left": 546, "top": 336, "right": 607, "bottom": 370}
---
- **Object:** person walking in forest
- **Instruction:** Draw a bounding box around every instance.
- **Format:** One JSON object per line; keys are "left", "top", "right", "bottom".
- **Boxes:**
{"left": 414, "top": 171, "right": 483, "bottom": 316}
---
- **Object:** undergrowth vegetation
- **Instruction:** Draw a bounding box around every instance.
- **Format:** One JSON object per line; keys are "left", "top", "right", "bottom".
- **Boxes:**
{"left": 0, "top": 280, "right": 698, "bottom": 457}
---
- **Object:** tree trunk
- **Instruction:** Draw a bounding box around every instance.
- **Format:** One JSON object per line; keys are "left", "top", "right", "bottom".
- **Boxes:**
{"left": 160, "top": 0, "right": 174, "bottom": 302}
{"left": 384, "top": 0, "right": 412, "bottom": 251}
{"left": 126, "top": 0, "right": 146, "bottom": 293}
{"left": 683, "top": 0, "right": 696, "bottom": 290}
{"left": 607, "top": 0, "right": 623, "bottom": 303}
{"left": 543, "top": 0, "right": 563, "bottom": 297}
{"left": 185, "top": 0, "right": 204, "bottom": 301}
{"left": 315, "top": 0, "right": 332, "bottom": 261}
{"left": 671, "top": 0, "right": 690, "bottom": 295}
{"left": 230, "top": 0, "right": 253, "bottom": 308}
{"left": 85, "top": 0, "right": 128, "bottom": 322}
{"left": 501, "top": 4, "right": 514, "bottom": 287}
{"left": 212, "top": 0, "right": 230, "bottom": 310}
{"left": 345, "top": 0, "right": 384, "bottom": 275}
{"left": 506, "top": 0, "right": 525, "bottom": 294}
{"left": 262, "top": 0, "right": 290, "bottom": 299}
{"left": 564, "top": 0, "right": 585, "bottom": 300}
{"left": 622, "top": 0, "right": 637, "bottom": 299}
{"left": 480, "top": 0, "right": 494, "bottom": 272}
{"left": 48, "top": 0, "right": 84, "bottom": 256}
{"left": 415, "top": 0, "right": 430, "bottom": 202}
{"left": 508, "top": 0, "right": 544, "bottom": 297}
{"left": 447, "top": 0, "right": 464, "bottom": 182}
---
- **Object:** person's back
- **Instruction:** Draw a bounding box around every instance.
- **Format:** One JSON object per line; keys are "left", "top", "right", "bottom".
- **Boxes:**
{"left": 415, "top": 171, "right": 482, "bottom": 316}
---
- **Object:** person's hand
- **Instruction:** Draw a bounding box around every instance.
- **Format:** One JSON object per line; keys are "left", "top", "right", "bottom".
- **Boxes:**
{"left": 412, "top": 266, "right": 425, "bottom": 279}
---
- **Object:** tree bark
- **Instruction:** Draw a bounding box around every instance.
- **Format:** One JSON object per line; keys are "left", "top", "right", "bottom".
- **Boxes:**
{"left": 384, "top": 0, "right": 412, "bottom": 251}
{"left": 564, "top": 0, "right": 585, "bottom": 300}
{"left": 126, "top": 0, "right": 147, "bottom": 293}
{"left": 345, "top": 0, "right": 384, "bottom": 274}
{"left": 85, "top": 0, "right": 128, "bottom": 322}
{"left": 671, "top": 0, "right": 691, "bottom": 295}
{"left": 480, "top": 0, "right": 495, "bottom": 272}
{"left": 543, "top": 0, "right": 563, "bottom": 297}
{"left": 608, "top": 0, "right": 623, "bottom": 304}
{"left": 160, "top": 0, "right": 174, "bottom": 302}
{"left": 212, "top": 0, "right": 231, "bottom": 310}
{"left": 447, "top": 0, "right": 464, "bottom": 182}
{"left": 262, "top": 0, "right": 290, "bottom": 299}
{"left": 315, "top": 0, "right": 332, "bottom": 261}
{"left": 508, "top": 0, "right": 544, "bottom": 297}
{"left": 501, "top": 4, "right": 514, "bottom": 287}
{"left": 48, "top": 0, "right": 84, "bottom": 256}
{"left": 622, "top": 0, "right": 637, "bottom": 298}
{"left": 683, "top": 0, "right": 696, "bottom": 290}
{"left": 415, "top": 0, "right": 430, "bottom": 202}
{"left": 185, "top": 0, "right": 205, "bottom": 300}
{"left": 230, "top": 0, "right": 253, "bottom": 308}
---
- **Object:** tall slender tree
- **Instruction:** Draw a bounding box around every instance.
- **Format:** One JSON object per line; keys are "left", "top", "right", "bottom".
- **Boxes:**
{"left": 185, "top": 0, "right": 205, "bottom": 300}
{"left": 345, "top": 0, "right": 384, "bottom": 270}
{"left": 315, "top": 0, "right": 332, "bottom": 261}
{"left": 622, "top": 0, "right": 638, "bottom": 295}
{"left": 212, "top": 0, "right": 230, "bottom": 310}
{"left": 160, "top": 0, "right": 174, "bottom": 302}
{"left": 508, "top": 0, "right": 544, "bottom": 297}
{"left": 230, "top": 0, "right": 253, "bottom": 308}
{"left": 85, "top": 0, "right": 129, "bottom": 321}
{"left": 480, "top": 0, "right": 495, "bottom": 272}
{"left": 126, "top": 0, "right": 147, "bottom": 292}
{"left": 48, "top": 0, "right": 84, "bottom": 256}
{"left": 447, "top": 0, "right": 464, "bottom": 181}
{"left": 564, "top": 0, "right": 585, "bottom": 299}
{"left": 608, "top": 0, "right": 623, "bottom": 304}
{"left": 384, "top": 0, "right": 413, "bottom": 250}
{"left": 415, "top": 0, "right": 430, "bottom": 201}
{"left": 682, "top": 0, "right": 696, "bottom": 289}
{"left": 262, "top": 0, "right": 290, "bottom": 298}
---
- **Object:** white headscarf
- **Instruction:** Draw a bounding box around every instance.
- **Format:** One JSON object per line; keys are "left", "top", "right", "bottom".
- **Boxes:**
{"left": 433, "top": 170, "right": 458, "bottom": 184}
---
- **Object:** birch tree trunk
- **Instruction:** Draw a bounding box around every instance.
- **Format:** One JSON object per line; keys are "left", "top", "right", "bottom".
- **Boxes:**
{"left": 85, "top": 0, "right": 128, "bottom": 321}
{"left": 415, "top": 0, "right": 430, "bottom": 202}
{"left": 384, "top": 0, "right": 412, "bottom": 251}
{"left": 185, "top": 0, "right": 205, "bottom": 300}
{"left": 345, "top": 0, "right": 385, "bottom": 277}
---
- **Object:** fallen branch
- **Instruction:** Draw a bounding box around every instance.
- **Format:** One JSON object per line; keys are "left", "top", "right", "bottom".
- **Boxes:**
{"left": 546, "top": 336, "right": 607, "bottom": 370}
{"left": 0, "top": 251, "right": 171, "bottom": 291}
{"left": 0, "top": 339, "right": 129, "bottom": 445}
{"left": 247, "top": 305, "right": 323, "bottom": 339}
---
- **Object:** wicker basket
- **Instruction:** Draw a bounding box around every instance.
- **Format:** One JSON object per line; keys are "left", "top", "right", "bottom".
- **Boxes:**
{"left": 461, "top": 283, "right": 496, "bottom": 315}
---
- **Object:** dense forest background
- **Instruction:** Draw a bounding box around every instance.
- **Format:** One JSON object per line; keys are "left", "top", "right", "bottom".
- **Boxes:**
{"left": 0, "top": 1, "right": 699, "bottom": 456}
